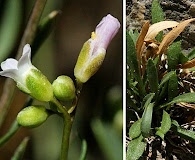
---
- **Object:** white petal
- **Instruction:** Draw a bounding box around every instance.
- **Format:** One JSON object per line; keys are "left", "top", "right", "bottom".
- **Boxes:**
{"left": 1, "top": 59, "right": 18, "bottom": 70}
{"left": 0, "top": 69, "right": 18, "bottom": 80}
{"left": 18, "top": 44, "right": 33, "bottom": 70}
{"left": 22, "top": 44, "right": 31, "bottom": 56}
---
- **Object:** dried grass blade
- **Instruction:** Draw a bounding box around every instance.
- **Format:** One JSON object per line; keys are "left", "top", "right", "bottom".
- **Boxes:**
{"left": 157, "top": 18, "right": 195, "bottom": 56}
{"left": 145, "top": 21, "right": 179, "bottom": 41}
{"left": 136, "top": 21, "right": 150, "bottom": 66}
{"left": 181, "top": 58, "right": 195, "bottom": 69}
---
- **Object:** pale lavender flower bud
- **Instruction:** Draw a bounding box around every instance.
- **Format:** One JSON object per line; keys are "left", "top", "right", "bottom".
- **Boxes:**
{"left": 74, "top": 14, "right": 120, "bottom": 83}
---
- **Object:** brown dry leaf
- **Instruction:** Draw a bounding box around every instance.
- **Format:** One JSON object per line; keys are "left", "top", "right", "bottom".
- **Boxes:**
{"left": 136, "top": 21, "right": 150, "bottom": 66}
{"left": 181, "top": 58, "right": 195, "bottom": 69}
{"left": 157, "top": 18, "right": 195, "bottom": 56}
{"left": 145, "top": 21, "right": 179, "bottom": 41}
{"left": 177, "top": 102, "right": 195, "bottom": 109}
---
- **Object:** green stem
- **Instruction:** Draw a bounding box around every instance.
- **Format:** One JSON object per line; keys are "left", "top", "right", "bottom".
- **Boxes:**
{"left": 0, "top": 120, "right": 20, "bottom": 147}
{"left": 51, "top": 80, "right": 83, "bottom": 159}
{"left": 68, "top": 79, "right": 83, "bottom": 114}
{"left": 61, "top": 115, "right": 73, "bottom": 160}
{"left": 51, "top": 97, "right": 72, "bottom": 160}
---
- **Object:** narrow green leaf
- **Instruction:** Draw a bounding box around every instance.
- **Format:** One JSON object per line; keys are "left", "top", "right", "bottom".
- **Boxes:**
{"left": 128, "top": 29, "right": 139, "bottom": 45}
{"left": 91, "top": 119, "right": 122, "bottom": 160}
{"left": 127, "top": 72, "right": 139, "bottom": 96}
{"left": 156, "top": 83, "right": 168, "bottom": 104}
{"left": 147, "top": 59, "right": 158, "bottom": 93}
{"left": 172, "top": 120, "right": 195, "bottom": 142}
{"left": 32, "top": 11, "right": 60, "bottom": 54}
{"left": 160, "top": 92, "right": 195, "bottom": 109}
{"left": 126, "top": 32, "right": 140, "bottom": 80}
{"left": 151, "top": 0, "right": 164, "bottom": 24}
{"left": 127, "top": 32, "right": 145, "bottom": 97}
{"left": 156, "top": 110, "right": 171, "bottom": 139}
{"left": 142, "top": 93, "right": 155, "bottom": 109}
{"left": 126, "top": 135, "right": 146, "bottom": 160}
{"left": 0, "top": 120, "right": 20, "bottom": 147}
{"left": 168, "top": 71, "right": 178, "bottom": 101}
{"left": 187, "top": 48, "right": 195, "bottom": 60}
{"left": 153, "top": 56, "right": 160, "bottom": 66}
{"left": 169, "top": 92, "right": 195, "bottom": 104}
{"left": 179, "top": 52, "right": 189, "bottom": 64}
{"left": 0, "top": 0, "right": 22, "bottom": 62}
{"left": 141, "top": 103, "right": 154, "bottom": 137}
{"left": 167, "top": 41, "right": 182, "bottom": 70}
{"left": 79, "top": 139, "right": 87, "bottom": 160}
{"left": 151, "top": 0, "right": 164, "bottom": 41}
{"left": 129, "top": 119, "right": 142, "bottom": 139}
{"left": 159, "top": 71, "right": 175, "bottom": 89}
{"left": 11, "top": 137, "right": 29, "bottom": 160}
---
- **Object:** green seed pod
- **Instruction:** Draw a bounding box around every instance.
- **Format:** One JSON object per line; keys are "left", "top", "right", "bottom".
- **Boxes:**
{"left": 52, "top": 75, "right": 76, "bottom": 101}
{"left": 17, "top": 105, "right": 49, "bottom": 128}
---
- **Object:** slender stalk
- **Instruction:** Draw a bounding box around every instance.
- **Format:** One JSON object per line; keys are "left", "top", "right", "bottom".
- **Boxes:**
{"left": 16, "top": 0, "right": 47, "bottom": 59}
{"left": 61, "top": 115, "right": 72, "bottom": 160}
{"left": 0, "top": 120, "right": 20, "bottom": 147}
{"left": 51, "top": 80, "right": 84, "bottom": 159}
{"left": 50, "top": 97, "right": 72, "bottom": 160}
{"left": 68, "top": 79, "right": 83, "bottom": 114}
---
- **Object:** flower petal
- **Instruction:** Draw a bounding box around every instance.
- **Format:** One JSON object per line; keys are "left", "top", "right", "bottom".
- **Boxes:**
{"left": 95, "top": 14, "right": 120, "bottom": 49}
{"left": 1, "top": 58, "right": 18, "bottom": 70}
{"left": 0, "top": 69, "right": 18, "bottom": 80}
{"left": 18, "top": 44, "right": 33, "bottom": 70}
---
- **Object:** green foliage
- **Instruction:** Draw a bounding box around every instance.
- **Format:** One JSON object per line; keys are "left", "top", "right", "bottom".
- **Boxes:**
{"left": 147, "top": 59, "right": 158, "bottom": 93}
{"left": 168, "top": 71, "right": 178, "bottom": 101}
{"left": 126, "top": 31, "right": 145, "bottom": 97}
{"left": 167, "top": 41, "right": 188, "bottom": 70}
{"left": 91, "top": 119, "right": 122, "bottom": 160}
{"left": 129, "top": 119, "right": 142, "bottom": 139}
{"left": 79, "top": 139, "right": 87, "bottom": 160}
{"left": 172, "top": 120, "right": 195, "bottom": 142}
{"left": 156, "top": 110, "right": 171, "bottom": 140}
{"left": 11, "top": 137, "right": 29, "bottom": 160}
{"left": 151, "top": 0, "right": 164, "bottom": 24}
{"left": 126, "top": 135, "right": 146, "bottom": 160}
{"left": 187, "top": 48, "right": 195, "bottom": 60}
{"left": 151, "top": 0, "right": 164, "bottom": 41}
{"left": 127, "top": 0, "right": 195, "bottom": 158}
{"left": 141, "top": 103, "right": 154, "bottom": 137}
{"left": 32, "top": 11, "right": 60, "bottom": 54}
{"left": 160, "top": 92, "right": 195, "bottom": 109}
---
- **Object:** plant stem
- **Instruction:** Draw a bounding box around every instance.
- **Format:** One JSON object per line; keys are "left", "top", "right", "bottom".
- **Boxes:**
{"left": 51, "top": 80, "right": 83, "bottom": 159}
{"left": 0, "top": 120, "right": 20, "bottom": 147}
{"left": 68, "top": 79, "right": 83, "bottom": 114}
{"left": 61, "top": 115, "right": 73, "bottom": 160}
{"left": 51, "top": 97, "right": 72, "bottom": 160}
{"left": 16, "top": 0, "right": 47, "bottom": 59}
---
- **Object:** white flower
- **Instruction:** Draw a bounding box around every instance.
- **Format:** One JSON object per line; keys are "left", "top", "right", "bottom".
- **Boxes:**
{"left": 0, "top": 44, "right": 53, "bottom": 101}
{"left": 74, "top": 14, "right": 120, "bottom": 83}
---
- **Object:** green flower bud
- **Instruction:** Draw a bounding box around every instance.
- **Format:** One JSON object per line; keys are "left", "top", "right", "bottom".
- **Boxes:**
{"left": 17, "top": 105, "right": 49, "bottom": 128}
{"left": 25, "top": 69, "right": 53, "bottom": 101}
{"left": 0, "top": 44, "right": 53, "bottom": 102}
{"left": 52, "top": 75, "right": 76, "bottom": 101}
